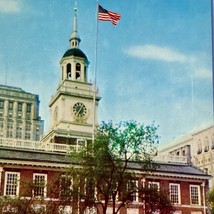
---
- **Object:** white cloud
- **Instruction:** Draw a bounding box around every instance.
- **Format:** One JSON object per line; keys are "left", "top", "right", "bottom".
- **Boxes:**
{"left": 125, "top": 44, "right": 212, "bottom": 80}
{"left": 125, "top": 44, "right": 187, "bottom": 63}
{"left": 0, "top": 0, "right": 22, "bottom": 13}
{"left": 194, "top": 68, "right": 211, "bottom": 80}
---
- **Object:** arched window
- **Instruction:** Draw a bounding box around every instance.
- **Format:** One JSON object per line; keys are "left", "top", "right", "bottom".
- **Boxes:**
{"left": 212, "top": 134, "right": 214, "bottom": 149}
{"left": 76, "top": 63, "right": 81, "bottom": 71}
{"left": 204, "top": 136, "right": 209, "bottom": 152}
{"left": 54, "top": 106, "right": 58, "bottom": 124}
{"left": 75, "top": 63, "right": 81, "bottom": 80}
{"left": 67, "top": 64, "right": 72, "bottom": 79}
{"left": 84, "top": 66, "right": 87, "bottom": 81}
{"left": 197, "top": 139, "right": 202, "bottom": 154}
{"left": 61, "top": 67, "right": 64, "bottom": 80}
{"left": 182, "top": 150, "right": 186, "bottom": 156}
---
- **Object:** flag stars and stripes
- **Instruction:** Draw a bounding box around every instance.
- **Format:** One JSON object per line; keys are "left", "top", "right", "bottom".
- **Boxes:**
{"left": 98, "top": 5, "right": 121, "bottom": 27}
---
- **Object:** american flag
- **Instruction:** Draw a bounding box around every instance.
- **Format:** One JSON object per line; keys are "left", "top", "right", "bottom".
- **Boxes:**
{"left": 98, "top": 5, "right": 121, "bottom": 27}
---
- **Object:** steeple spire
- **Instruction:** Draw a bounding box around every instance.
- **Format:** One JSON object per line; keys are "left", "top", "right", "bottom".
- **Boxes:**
{"left": 70, "top": 0, "right": 81, "bottom": 49}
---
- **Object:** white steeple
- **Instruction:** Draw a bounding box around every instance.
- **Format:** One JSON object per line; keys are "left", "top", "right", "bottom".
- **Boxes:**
{"left": 69, "top": 1, "right": 81, "bottom": 49}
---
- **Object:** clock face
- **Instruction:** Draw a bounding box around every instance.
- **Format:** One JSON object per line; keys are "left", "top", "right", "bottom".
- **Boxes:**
{"left": 73, "top": 102, "right": 87, "bottom": 118}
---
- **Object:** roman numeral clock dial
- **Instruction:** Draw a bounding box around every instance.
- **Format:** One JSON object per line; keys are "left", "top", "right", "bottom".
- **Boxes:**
{"left": 72, "top": 102, "right": 87, "bottom": 123}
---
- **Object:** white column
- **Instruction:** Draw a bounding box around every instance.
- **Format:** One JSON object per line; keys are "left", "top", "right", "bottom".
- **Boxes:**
{"left": 202, "top": 182, "right": 206, "bottom": 214}
{"left": 23, "top": 103, "right": 27, "bottom": 119}
{"left": 141, "top": 178, "right": 146, "bottom": 214}
{"left": 13, "top": 101, "right": 18, "bottom": 118}
{"left": 4, "top": 100, "right": 9, "bottom": 117}
{"left": 0, "top": 167, "right": 4, "bottom": 195}
{"left": 4, "top": 100, "right": 9, "bottom": 138}
{"left": 31, "top": 103, "right": 34, "bottom": 120}
{"left": 72, "top": 61, "right": 76, "bottom": 80}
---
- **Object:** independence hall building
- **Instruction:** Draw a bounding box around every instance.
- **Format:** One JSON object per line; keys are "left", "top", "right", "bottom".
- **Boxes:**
{"left": 0, "top": 7, "right": 211, "bottom": 214}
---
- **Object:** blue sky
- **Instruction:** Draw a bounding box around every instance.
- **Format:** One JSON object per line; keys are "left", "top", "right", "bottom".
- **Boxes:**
{"left": 0, "top": 0, "right": 213, "bottom": 146}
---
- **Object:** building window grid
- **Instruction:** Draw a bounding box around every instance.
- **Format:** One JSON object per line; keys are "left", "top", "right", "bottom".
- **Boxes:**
{"left": 33, "top": 173, "right": 47, "bottom": 197}
{"left": 17, "top": 112, "right": 22, "bottom": 119}
{"left": 204, "top": 137, "right": 209, "bottom": 152}
{"left": 197, "top": 140, "right": 202, "bottom": 154}
{"left": 18, "top": 103, "right": 22, "bottom": 112}
{"left": 16, "top": 124, "right": 22, "bottom": 139}
{"left": 26, "top": 113, "right": 31, "bottom": 120}
{"left": 7, "top": 122, "right": 13, "bottom": 138}
{"left": 169, "top": 183, "right": 180, "bottom": 204}
{"left": 0, "top": 121, "right": 4, "bottom": 136}
{"left": 8, "top": 110, "right": 13, "bottom": 118}
{"left": 59, "top": 175, "right": 73, "bottom": 198}
{"left": 212, "top": 134, "right": 214, "bottom": 149}
{"left": 26, "top": 104, "right": 31, "bottom": 113}
{"left": 25, "top": 132, "right": 31, "bottom": 140}
{"left": 0, "top": 100, "right": 4, "bottom": 109}
{"left": 9, "top": 102, "right": 13, "bottom": 110}
{"left": 127, "top": 180, "right": 138, "bottom": 202}
{"left": 148, "top": 181, "right": 160, "bottom": 190}
{"left": 190, "top": 185, "right": 201, "bottom": 205}
{"left": 4, "top": 172, "right": 20, "bottom": 196}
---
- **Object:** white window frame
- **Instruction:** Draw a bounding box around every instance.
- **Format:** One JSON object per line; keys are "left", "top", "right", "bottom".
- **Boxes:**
{"left": 148, "top": 181, "right": 160, "bottom": 190}
{"left": 33, "top": 173, "right": 47, "bottom": 198}
{"left": 127, "top": 180, "right": 138, "bottom": 202}
{"left": 169, "top": 183, "right": 181, "bottom": 204}
{"left": 127, "top": 208, "right": 139, "bottom": 214}
{"left": 77, "top": 139, "right": 86, "bottom": 151}
{"left": 4, "top": 172, "right": 20, "bottom": 197}
{"left": 190, "top": 185, "right": 201, "bottom": 205}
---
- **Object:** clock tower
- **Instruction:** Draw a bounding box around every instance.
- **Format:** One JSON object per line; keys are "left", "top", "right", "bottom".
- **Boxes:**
{"left": 41, "top": 6, "right": 100, "bottom": 146}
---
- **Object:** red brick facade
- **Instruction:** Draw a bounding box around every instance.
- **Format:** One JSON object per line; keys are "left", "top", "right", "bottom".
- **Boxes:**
{"left": 0, "top": 147, "right": 210, "bottom": 214}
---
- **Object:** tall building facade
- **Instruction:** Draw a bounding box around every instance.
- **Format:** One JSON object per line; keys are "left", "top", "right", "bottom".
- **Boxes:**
{"left": 0, "top": 85, "right": 44, "bottom": 141}
{"left": 159, "top": 124, "right": 214, "bottom": 187}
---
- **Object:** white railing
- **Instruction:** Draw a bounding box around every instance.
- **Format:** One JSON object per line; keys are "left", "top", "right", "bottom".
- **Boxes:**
{"left": 60, "top": 85, "right": 94, "bottom": 97}
{"left": 0, "top": 137, "right": 188, "bottom": 164}
{"left": 154, "top": 154, "right": 187, "bottom": 164}
{"left": 0, "top": 137, "right": 70, "bottom": 153}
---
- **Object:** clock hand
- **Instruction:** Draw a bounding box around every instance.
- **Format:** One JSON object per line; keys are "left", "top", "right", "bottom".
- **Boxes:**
{"left": 76, "top": 105, "right": 83, "bottom": 116}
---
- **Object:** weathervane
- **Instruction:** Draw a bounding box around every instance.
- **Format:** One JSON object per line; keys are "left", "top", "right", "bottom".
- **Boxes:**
{"left": 74, "top": 0, "right": 77, "bottom": 13}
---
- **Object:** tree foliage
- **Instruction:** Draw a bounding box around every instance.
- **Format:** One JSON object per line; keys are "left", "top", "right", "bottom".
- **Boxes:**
{"left": 68, "top": 120, "right": 163, "bottom": 214}
{"left": 140, "top": 187, "right": 174, "bottom": 214}
{"left": 208, "top": 188, "right": 214, "bottom": 214}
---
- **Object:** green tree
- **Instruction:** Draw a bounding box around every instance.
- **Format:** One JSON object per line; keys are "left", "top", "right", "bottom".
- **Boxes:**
{"left": 68, "top": 120, "right": 161, "bottom": 214}
{"left": 208, "top": 188, "right": 214, "bottom": 214}
{"left": 140, "top": 187, "right": 174, "bottom": 214}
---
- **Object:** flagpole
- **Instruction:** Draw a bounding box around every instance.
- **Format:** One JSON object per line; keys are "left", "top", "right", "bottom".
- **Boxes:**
{"left": 211, "top": 0, "right": 214, "bottom": 127}
{"left": 92, "top": 0, "right": 99, "bottom": 143}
